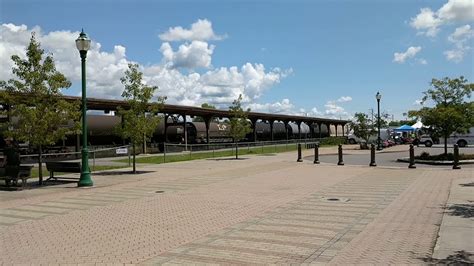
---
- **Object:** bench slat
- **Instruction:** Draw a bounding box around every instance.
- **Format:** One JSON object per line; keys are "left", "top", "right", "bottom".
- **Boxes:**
{"left": 46, "top": 162, "right": 81, "bottom": 173}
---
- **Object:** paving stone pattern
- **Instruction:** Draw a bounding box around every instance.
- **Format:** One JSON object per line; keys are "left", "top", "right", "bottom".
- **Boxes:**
{"left": 0, "top": 152, "right": 461, "bottom": 264}
{"left": 143, "top": 172, "right": 414, "bottom": 264}
{"left": 330, "top": 170, "right": 460, "bottom": 264}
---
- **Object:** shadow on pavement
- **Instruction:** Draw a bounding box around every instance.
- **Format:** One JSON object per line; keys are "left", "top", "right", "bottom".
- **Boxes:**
{"left": 459, "top": 182, "right": 474, "bottom": 187}
{"left": 207, "top": 158, "right": 249, "bottom": 161}
{"left": 0, "top": 179, "right": 77, "bottom": 191}
{"left": 93, "top": 170, "right": 155, "bottom": 176}
{"left": 422, "top": 250, "right": 474, "bottom": 264}
{"left": 445, "top": 203, "right": 474, "bottom": 219}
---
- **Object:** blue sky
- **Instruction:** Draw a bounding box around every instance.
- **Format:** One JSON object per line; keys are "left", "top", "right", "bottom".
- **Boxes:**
{"left": 1, "top": 0, "right": 473, "bottom": 120}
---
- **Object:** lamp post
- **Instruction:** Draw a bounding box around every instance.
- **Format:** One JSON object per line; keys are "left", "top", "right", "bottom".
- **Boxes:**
{"left": 76, "top": 30, "right": 93, "bottom": 187}
{"left": 376, "top": 91, "right": 382, "bottom": 150}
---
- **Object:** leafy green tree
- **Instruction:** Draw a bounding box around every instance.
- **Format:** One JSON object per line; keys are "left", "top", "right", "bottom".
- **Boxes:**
{"left": 388, "top": 119, "right": 417, "bottom": 127}
{"left": 409, "top": 76, "right": 473, "bottom": 155}
{"left": 375, "top": 114, "right": 388, "bottom": 128}
{"left": 201, "top": 103, "right": 216, "bottom": 109}
{"left": 193, "top": 103, "right": 218, "bottom": 122}
{"left": 0, "top": 33, "right": 80, "bottom": 184}
{"left": 228, "top": 95, "right": 251, "bottom": 159}
{"left": 350, "top": 112, "right": 374, "bottom": 148}
{"left": 116, "top": 63, "right": 164, "bottom": 173}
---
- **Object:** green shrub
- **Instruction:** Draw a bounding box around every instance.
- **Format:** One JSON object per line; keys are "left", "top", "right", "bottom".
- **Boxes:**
{"left": 419, "top": 152, "right": 430, "bottom": 159}
{"left": 415, "top": 153, "right": 474, "bottom": 161}
{"left": 320, "top": 137, "right": 346, "bottom": 146}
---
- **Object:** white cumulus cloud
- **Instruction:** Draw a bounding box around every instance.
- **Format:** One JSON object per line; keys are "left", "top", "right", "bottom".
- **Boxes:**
{"left": 416, "top": 58, "right": 428, "bottom": 65}
{"left": 159, "top": 19, "right": 226, "bottom": 42}
{"left": 0, "top": 23, "right": 291, "bottom": 108}
{"left": 246, "top": 98, "right": 294, "bottom": 114}
{"left": 160, "top": 41, "right": 214, "bottom": 69}
{"left": 323, "top": 100, "right": 350, "bottom": 119}
{"left": 437, "top": 0, "right": 474, "bottom": 22}
{"left": 444, "top": 24, "right": 473, "bottom": 62}
{"left": 410, "top": 0, "right": 474, "bottom": 37}
{"left": 337, "top": 96, "right": 352, "bottom": 103}
{"left": 410, "top": 8, "right": 442, "bottom": 37}
{"left": 448, "top": 24, "right": 474, "bottom": 43}
{"left": 393, "top": 46, "right": 422, "bottom": 63}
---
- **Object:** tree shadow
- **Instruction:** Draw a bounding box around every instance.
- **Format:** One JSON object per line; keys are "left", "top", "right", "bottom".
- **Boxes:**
{"left": 445, "top": 203, "right": 474, "bottom": 219}
{"left": 207, "top": 158, "right": 249, "bottom": 161}
{"left": 93, "top": 170, "right": 154, "bottom": 176}
{"left": 421, "top": 250, "right": 473, "bottom": 264}
{"left": 0, "top": 179, "right": 77, "bottom": 191}
{"left": 459, "top": 182, "right": 474, "bottom": 187}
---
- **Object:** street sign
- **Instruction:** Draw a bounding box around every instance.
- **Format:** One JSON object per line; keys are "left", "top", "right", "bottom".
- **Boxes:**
{"left": 116, "top": 148, "right": 128, "bottom": 155}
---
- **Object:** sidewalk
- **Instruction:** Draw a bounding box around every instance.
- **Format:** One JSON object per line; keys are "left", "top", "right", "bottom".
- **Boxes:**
{"left": 431, "top": 174, "right": 474, "bottom": 263}
{"left": 0, "top": 150, "right": 471, "bottom": 264}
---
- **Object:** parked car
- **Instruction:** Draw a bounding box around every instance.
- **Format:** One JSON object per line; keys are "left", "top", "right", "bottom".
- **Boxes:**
{"left": 419, "top": 135, "right": 434, "bottom": 147}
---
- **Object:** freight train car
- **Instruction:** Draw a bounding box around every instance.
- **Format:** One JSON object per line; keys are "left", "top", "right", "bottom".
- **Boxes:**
{"left": 6, "top": 114, "right": 330, "bottom": 153}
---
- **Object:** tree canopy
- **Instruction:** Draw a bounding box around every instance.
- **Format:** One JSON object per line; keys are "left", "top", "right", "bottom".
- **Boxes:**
{"left": 228, "top": 95, "right": 251, "bottom": 142}
{"left": 0, "top": 33, "right": 80, "bottom": 183}
{"left": 193, "top": 103, "right": 218, "bottom": 122}
{"left": 350, "top": 112, "right": 374, "bottom": 144}
{"left": 115, "top": 63, "right": 165, "bottom": 173}
{"left": 409, "top": 76, "right": 473, "bottom": 154}
{"left": 201, "top": 103, "right": 216, "bottom": 109}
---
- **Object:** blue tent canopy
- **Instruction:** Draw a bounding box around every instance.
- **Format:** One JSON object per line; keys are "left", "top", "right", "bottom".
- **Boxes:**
{"left": 394, "top": 124, "right": 415, "bottom": 132}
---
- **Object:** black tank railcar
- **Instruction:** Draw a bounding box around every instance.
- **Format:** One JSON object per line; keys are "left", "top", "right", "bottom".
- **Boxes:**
{"left": 193, "top": 122, "right": 232, "bottom": 143}
{"left": 62, "top": 114, "right": 123, "bottom": 147}
{"left": 59, "top": 115, "right": 329, "bottom": 151}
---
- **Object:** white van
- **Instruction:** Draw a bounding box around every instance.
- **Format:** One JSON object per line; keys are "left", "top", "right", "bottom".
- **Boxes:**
{"left": 419, "top": 127, "right": 474, "bottom": 147}
{"left": 347, "top": 128, "right": 391, "bottom": 144}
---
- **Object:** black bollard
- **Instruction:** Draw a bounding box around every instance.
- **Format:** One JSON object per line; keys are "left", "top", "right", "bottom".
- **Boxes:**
{"left": 337, "top": 144, "right": 344, "bottom": 166}
{"left": 314, "top": 143, "right": 320, "bottom": 164}
{"left": 297, "top": 143, "right": 303, "bottom": 162}
{"left": 408, "top": 144, "right": 416, "bottom": 169}
{"left": 453, "top": 144, "right": 461, "bottom": 170}
{"left": 369, "top": 144, "right": 377, "bottom": 167}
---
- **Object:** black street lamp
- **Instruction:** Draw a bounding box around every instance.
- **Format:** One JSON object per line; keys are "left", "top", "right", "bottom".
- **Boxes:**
{"left": 76, "top": 30, "right": 93, "bottom": 187}
{"left": 376, "top": 91, "right": 382, "bottom": 150}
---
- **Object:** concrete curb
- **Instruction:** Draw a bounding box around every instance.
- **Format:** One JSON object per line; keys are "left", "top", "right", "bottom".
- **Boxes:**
{"left": 397, "top": 157, "right": 474, "bottom": 165}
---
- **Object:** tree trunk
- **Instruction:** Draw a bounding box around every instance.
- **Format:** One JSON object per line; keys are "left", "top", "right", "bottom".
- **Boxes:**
{"left": 235, "top": 142, "right": 238, "bottom": 159}
{"left": 132, "top": 143, "right": 136, "bottom": 174}
{"left": 38, "top": 145, "right": 43, "bottom": 185}
{"left": 444, "top": 134, "right": 448, "bottom": 155}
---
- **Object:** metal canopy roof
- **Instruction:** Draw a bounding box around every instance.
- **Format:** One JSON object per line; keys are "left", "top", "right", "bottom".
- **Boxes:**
{"left": 26, "top": 94, "right": 350, "bottom": 125}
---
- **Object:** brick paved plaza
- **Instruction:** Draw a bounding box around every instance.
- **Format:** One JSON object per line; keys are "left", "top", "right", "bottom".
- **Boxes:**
{"left": 0, "top": 149, "right": 472, "bottom": 264}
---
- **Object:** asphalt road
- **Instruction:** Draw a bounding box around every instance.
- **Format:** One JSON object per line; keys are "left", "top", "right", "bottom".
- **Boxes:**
{"left": 306, "top": 146, "right": 474, "bottom": 169}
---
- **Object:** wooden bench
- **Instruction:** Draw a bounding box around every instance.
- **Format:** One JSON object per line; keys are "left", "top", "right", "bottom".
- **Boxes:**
{"left": 46, "top": 161, "right": 81, "bottom": 180}
{"left": 0, "top": 165, "right": 33, "bottom": 188}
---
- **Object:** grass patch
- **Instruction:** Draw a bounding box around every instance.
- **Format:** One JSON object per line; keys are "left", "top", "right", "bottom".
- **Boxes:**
{"left": 416, "top": 152, "right": 474, "bottom": 161}
{"left": 117, "top": 139, "right": 345, "bottom": 165}
{"left": 320, "top": 137, "right": 347, "bottom": 146}
{"left": 120, "top": 144, "right": 298, "bottom": 164}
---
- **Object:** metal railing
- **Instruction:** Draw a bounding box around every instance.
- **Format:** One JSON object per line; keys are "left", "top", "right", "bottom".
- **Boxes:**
{"left": 162, "top": 138, "right": 325, "bottom": 163}
{"left": 11, "top": 137, "right": 334, "bottom": 168}
{"left": 18, "top": 145, "right": 132, "bottom": 171}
